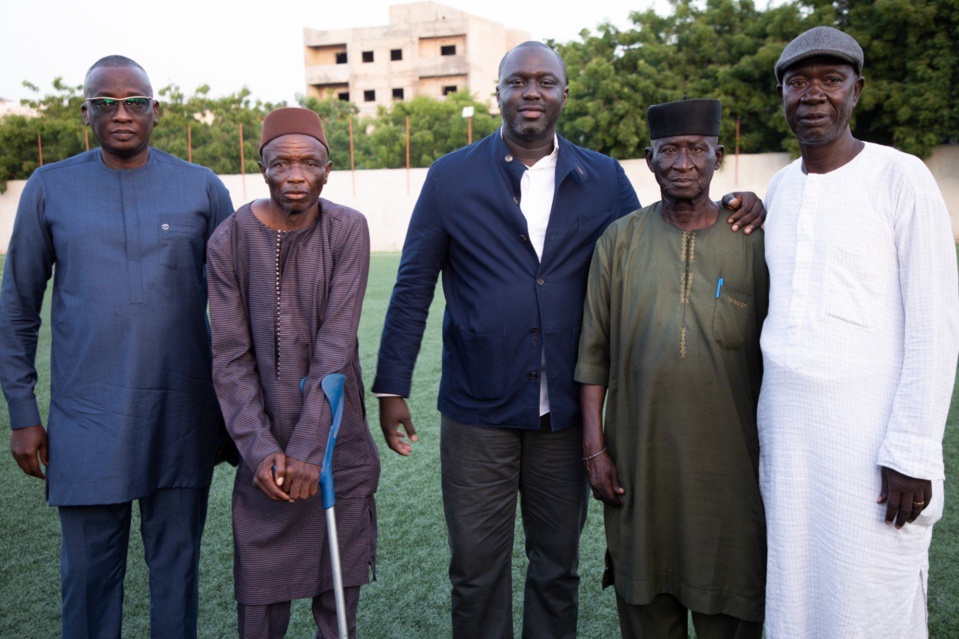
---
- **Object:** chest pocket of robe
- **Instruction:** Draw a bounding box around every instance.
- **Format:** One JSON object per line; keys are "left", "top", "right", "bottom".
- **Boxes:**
{"left": 158, "top": 214, "right": 202, "bottom": 270}
{"left": 712, "top": 287, "right": 752, "bottom": 350}
{"left": 821, "top": 243, "right": 885, "bottom": 331}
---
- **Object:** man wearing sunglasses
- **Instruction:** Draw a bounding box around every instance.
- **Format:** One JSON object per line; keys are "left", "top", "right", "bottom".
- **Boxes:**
{"left": 0, "top": 55, "right": 233, "bottom": 639}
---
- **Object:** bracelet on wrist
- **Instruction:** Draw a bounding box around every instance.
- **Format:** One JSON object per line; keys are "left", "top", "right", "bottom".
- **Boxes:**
{"left": 582, "top": 448, "right": 607, "bottom": 462}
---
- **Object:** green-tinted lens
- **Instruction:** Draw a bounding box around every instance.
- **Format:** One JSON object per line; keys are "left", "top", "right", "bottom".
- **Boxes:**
{"left": 123, "top": 98, "right": 151, "bottom": 113}
{"left": 91, "top": 98, "right": 118, "bottom": 114}
{"left": 88, "top": 97, "right": 151, "bottom": 115}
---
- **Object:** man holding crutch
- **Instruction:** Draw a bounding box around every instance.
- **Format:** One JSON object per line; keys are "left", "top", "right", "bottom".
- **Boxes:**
{"left": 208, "top": 107, "right": 380, "bottom": 639}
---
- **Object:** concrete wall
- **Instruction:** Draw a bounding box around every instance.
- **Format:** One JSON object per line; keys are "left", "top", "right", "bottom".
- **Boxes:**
{"left": 216, "top": 168, "right": 432, "bottom": 253}
{"left": 0, "top": 179, "right": 25, "bottom": 255}
{"left": 2, "top": 145, "right": 958, "bottom": 254}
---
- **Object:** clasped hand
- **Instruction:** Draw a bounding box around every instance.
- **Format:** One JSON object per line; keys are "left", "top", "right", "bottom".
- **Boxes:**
{"left": 254, "top": 452, "right": 321, "bottom": 502}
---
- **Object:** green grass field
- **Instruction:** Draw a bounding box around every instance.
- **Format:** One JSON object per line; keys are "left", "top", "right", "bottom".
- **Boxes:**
{"left": 1, "top": 252, "right": 958, "bottom": 637}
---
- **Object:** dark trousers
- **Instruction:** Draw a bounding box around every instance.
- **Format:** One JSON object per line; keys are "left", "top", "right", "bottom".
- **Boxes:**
{"left": 616, "top": 593, "right": 763, "bottom": 639}
{"left": 58, "top": 486, "right": 210, "bottom": 639}
{"left": 440, "top": 415, "right": 590, "bottom": 639}
{"left": 236, "top": 586, "right": 361, "bottom": 639}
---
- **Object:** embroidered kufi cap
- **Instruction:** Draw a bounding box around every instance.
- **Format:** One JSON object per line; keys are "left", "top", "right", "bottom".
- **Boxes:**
{"left": 259, "top": 107, "right": 329, "bottom": 155}
{"left": 647, "top": 98, "right": 722, "bottom": 140}
{"left": 775, "top": 26, "right": 864, "bottom": 82}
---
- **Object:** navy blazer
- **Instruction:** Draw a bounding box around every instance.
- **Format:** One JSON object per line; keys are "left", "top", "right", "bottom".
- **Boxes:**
{"left": 373, "top": 132, "right": 640, "bottom": 430}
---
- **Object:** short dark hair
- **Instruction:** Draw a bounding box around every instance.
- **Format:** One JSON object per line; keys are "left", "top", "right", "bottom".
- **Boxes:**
{"left": 84, "top": 56, "right": 150, "bottom": 96}
{"left": 498, "top": 41, "right": 568, "bottom": 85}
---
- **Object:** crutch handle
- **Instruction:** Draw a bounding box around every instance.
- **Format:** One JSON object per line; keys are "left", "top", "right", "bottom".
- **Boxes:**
{"left": 320, "top": 373, "right": 346, "bottom": 509}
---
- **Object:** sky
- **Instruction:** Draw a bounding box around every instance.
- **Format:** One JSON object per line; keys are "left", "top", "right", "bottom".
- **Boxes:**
{"left": 1, "top": 0, "right": 670, "bottom": 106}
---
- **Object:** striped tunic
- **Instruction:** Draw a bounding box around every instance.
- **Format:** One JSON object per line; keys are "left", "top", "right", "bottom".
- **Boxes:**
{"left": 207, "top": 200, "right": 379, "bottom": 605}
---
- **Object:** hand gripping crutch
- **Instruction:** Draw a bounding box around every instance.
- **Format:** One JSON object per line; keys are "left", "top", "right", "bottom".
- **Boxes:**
{"left": 302, "top": 373, "right": 349, "bottom": 639}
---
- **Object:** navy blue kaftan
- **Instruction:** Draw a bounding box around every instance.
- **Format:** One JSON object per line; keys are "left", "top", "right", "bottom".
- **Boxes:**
{"left": 0, "top": 149, "right": 233, "bottom": 505}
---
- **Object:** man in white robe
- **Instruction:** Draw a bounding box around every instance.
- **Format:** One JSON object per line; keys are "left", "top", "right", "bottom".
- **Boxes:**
{"left": 759, "top": 26, "right": 959, "bottom": 638}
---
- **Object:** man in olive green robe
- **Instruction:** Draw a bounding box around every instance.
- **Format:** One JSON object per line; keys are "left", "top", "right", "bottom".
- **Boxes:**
{"left": 575, "top": 99, "right": 768, "bottom": 639}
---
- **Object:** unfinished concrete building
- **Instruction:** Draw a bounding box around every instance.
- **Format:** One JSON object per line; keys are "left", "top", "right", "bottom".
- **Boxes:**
{"left": 304, "top": 2, "right": 529, "bottom": 116}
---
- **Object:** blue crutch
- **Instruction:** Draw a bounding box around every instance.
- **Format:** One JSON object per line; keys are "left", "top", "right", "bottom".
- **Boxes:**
{"left": 302, "top": 373, "right": 349, "bottom": 639}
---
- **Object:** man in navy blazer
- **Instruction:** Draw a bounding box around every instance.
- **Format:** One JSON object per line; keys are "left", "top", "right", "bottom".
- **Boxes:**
{"left": 373, "top": 41, "right": 763, "bottom": 638}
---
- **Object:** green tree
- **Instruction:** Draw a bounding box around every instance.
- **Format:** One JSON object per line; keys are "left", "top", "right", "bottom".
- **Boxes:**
{"left": 840, "top": 0, "right": 959, "bottom": 155}
{"left": 364, "top": 92, "right": 500, "bottom": 168}
{"left": 556, "top": 0, "right": 958, "bottom": 158}
{"left": 0, "top": 80, "right": 280, "bottom": 193}
{"left": 297, "top": 95, "right": 371, "bottom": 169}
{"left": 0, "top": 79, "right": 88, "bottom": 192}
{"left": 555, "top": 0, "right": 808, "bottom": 158}
{"left": 3, "top": 0, "right": 955, "bottom": 194}
{"left": 550, "top": 23, "right": 646, "bottom": 158}
{"left": 152, "top": 84, "right": 278, "bottom": 174}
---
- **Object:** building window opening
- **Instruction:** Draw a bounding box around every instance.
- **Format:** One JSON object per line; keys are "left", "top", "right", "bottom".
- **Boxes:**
{"left": 337, "top": 92, "right": 350, "bottom": 101}
{"left": 392, "top": 88, "right": 405, "bottom": 100}
{"left": 443, "top": 85, "right": 457, "bottom": 96}
{"left": 362, "top": 51, "right": 374, "bottom": 63}
{"left": 335, "top": 52, "right": 348, "bottom": 64}
{"left": 441, "top": 44, "right": 456, "bottom": 56}
{"left": 391, "top": 49, "right": 403, "bottom": 61}
{"left": 364, "top": 90, "right": 376, "bottom": 102}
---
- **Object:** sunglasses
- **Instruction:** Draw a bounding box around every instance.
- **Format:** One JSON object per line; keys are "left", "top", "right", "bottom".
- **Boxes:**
{"left": 85, "top": 96, "right": 154, "bottom": 115}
